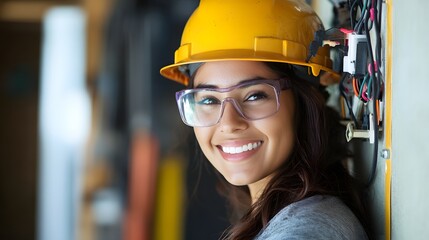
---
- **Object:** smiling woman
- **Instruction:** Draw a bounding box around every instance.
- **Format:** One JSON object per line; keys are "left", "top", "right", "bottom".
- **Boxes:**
{"left": 192, "top": 61, "right": 296, "bottom": 196}
{"left": 160, "top": 0, "right": 369, "bottom": 239}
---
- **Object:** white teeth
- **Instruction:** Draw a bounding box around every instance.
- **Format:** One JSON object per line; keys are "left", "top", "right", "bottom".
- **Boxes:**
{"left": 243, "top": 144, "right": 249, "bottom": 151}
{"left": 222, "top": 141, "right": 262, "bottom": 154}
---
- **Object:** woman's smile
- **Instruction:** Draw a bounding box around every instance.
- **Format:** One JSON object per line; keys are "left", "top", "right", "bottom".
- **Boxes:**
{"left": 216, "top": 140, "right": 263, "bottom": 161}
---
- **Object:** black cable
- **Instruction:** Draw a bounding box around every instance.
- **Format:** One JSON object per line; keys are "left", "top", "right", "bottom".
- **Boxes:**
{"left": 374, "top": 0, "right": 383, "bottom": 72}
{"left": 363, "top": 14, "right": 379, "bottom": 187}
{"left": 349, "top": 0, "right": 361, "bottom": 30}
{"left": 365, "top": 72, "right": 379, "bottom": 187}
{"left": 339, "top": 73, "right": 359, "bottom": 126}
{"left": 354, "top": 10, "right": 366, "bottom": 33}
{"left": 354, "top": 0, "right": 368, "bottom": 33}
{"left": 370, "top": 0, "right": 383, "bottom": 99}
{"left": 364, "top": 12, "right": 375, "bottom": 73}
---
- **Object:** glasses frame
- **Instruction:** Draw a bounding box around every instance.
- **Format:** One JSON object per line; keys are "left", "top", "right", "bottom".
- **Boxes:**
{"left": 175, "top": 78, "right": 291, "bottom": 127}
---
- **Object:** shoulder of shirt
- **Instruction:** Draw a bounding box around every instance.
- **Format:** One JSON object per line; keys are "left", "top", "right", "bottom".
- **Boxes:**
{"left": 255, "top": 195, "right": 368, "bottom": 240}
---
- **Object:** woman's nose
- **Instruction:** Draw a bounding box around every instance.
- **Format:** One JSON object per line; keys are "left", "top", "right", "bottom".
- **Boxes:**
{"left": 218, "top": 100, "right": 248, "bottom": 132}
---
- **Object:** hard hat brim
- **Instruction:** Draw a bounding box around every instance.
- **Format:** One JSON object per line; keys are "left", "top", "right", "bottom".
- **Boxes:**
{"left": 160, "top": 50, "right": 338, "bottom": 85}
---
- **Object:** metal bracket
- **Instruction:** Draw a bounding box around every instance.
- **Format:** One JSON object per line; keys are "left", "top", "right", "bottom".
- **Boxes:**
{"left": 345, "top": 113, "right": 380, "bottom": 144}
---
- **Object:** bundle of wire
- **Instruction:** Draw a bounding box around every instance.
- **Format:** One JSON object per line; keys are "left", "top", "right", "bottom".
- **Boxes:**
{"left": 338, "top": 0, "right": 384, "bottom": 187}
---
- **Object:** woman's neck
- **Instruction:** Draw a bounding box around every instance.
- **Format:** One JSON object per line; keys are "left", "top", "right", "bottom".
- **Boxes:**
{"left": 248, "top": 176, "right": 272, "bottom": 204}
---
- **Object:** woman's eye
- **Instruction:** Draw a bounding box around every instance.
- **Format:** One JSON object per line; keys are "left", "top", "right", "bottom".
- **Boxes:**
{"left": 246, "top": 92, "right": 268, "bottom": 101}
{"left": 198, "top": 97, "right": 220, "bottom": 105}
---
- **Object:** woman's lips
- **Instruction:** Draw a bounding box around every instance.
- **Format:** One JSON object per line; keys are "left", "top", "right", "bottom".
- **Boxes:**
{"left": 217, "top": 141, "right": 263, "bottom": 161}
{"left": 221, "top": 141, "right": 262, "bottom": 154}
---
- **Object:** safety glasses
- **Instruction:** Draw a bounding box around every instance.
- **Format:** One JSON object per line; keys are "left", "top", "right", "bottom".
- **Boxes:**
{"left": 175, "top": 78, "right": 290, "bottom": 127}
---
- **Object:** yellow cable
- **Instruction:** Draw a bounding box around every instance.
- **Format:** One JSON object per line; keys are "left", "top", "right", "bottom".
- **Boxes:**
{"left": 385, "top": 0, "right": 393, "bottom": 239}
{"left": 385, "top": 159, "right": 392, "bottom": 240}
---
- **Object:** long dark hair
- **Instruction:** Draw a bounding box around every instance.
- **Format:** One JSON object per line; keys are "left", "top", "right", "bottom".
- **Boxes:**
{"left": 193, "top": 63, "right": 368, "bottom": 239}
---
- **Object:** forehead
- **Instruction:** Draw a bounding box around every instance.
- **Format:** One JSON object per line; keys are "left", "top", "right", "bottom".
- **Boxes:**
{"left": 193, "top": 61, "right": 279, "bottom": 88}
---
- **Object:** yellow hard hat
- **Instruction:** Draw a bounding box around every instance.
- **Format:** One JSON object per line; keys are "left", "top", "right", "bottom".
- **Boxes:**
{"left": 160, "top": 0, "right": 335, "bottom": 85}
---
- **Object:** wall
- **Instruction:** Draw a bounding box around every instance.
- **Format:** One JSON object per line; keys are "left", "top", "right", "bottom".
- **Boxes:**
{"left": 391, "top": 0, "right": 429, "bottom": 239}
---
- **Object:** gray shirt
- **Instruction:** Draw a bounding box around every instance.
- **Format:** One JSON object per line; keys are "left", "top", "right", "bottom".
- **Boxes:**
{"left": 255, "top": 195, "right": 368, "bottom": 240}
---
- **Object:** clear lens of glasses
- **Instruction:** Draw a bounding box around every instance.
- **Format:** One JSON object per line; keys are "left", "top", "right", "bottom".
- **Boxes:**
{"left": 176, "top": 82, "right": 280, "bottom": 127}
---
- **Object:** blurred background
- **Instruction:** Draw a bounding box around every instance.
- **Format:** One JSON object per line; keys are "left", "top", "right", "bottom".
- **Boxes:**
{"left": 1, "top": 0, "right": 429, "bottom": 240}
{"left": 0, "top": 0, "right": 233, "bottom": 239}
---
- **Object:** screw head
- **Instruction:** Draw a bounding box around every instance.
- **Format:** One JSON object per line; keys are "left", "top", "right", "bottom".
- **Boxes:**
{"left": 381, "top": 149, "right": 390, "bottom": 159}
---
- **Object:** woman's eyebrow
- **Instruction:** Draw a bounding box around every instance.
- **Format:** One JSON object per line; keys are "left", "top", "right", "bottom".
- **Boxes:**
{"left": 194, "top": 77, "right": 267, "bottom": 89}
{"left": 194, "top": 83, "right": 217, "bottom": 89}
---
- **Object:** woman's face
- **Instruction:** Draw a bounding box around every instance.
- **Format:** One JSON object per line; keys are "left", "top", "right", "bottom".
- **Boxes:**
{"left": 193, "top": 61, "right": 296, "bottom": 194}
